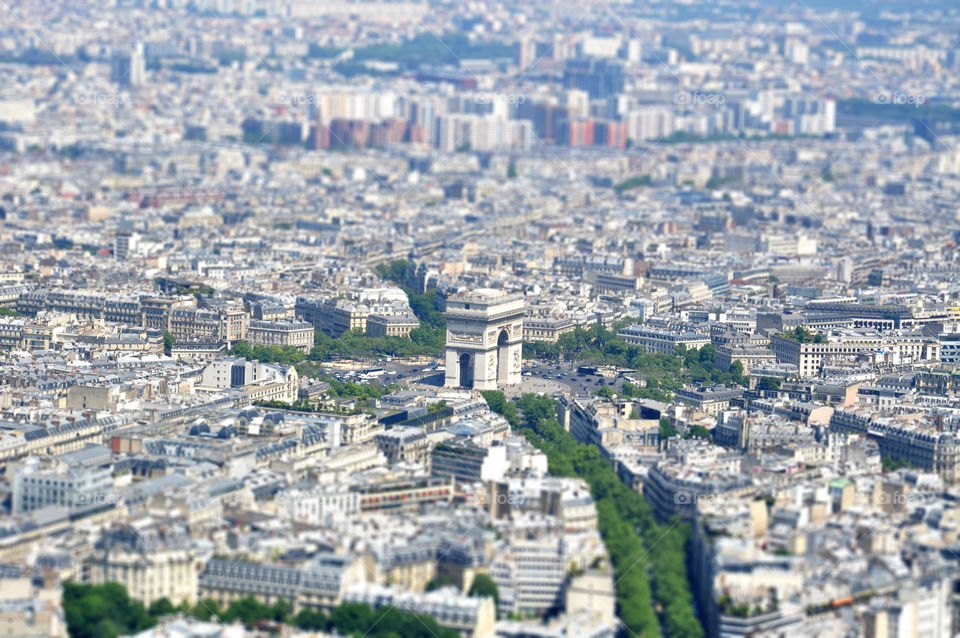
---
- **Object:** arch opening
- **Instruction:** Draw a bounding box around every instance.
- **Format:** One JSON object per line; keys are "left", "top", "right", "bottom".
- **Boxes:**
{"left": 458, "top": 353, "right": 473, "bottom": 389}
{"left": 496, "top": 329, "right": 510, "bottom": 384}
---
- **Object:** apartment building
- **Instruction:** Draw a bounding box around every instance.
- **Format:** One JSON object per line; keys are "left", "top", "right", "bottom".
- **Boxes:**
{"left": 675, "top": 384, "right": 744, "bottom": 416}
{"left": 431, "top": 441, "right": 507, "bottom": 484}
{"left": 12, "top": 290, "right": 252, "bottom": 344}
{"left": 938, "top": 325, "right": 960, "bottom": 363}
{"left": 715, "top": 344, "right": 776, "bottom": 374}
{"left": 12, "top": 447, "right": 115, "bottom": 514}
{"left": 830, "top": 410, "right": 960, "bottom": 481}
{"left": 344, "top": 584, "right": 496, "bottom": 638}
{"left": 200, "top": 358, "right": 299, "bottom": 403}
{"left": 618, "top": 323, "right": 710, "bottom": 354}
{"left": 169, "top": 308, "right": 246, "bottom": 343}
{"left": 558, "top": 397, "right": 661, "bottom": 453}
{"left": 247, "top": 319, "right": 314, "bottom": 353}
{"left": 295, "top": 297, "right": 368, "bottom": 336}
{"left": 356, "top": 476, "right": 455, "bottom": 515}
{"left": 365, "top": 312, "right": 419, "bottom": 338}
{"left": 771, "top": 333, "right": 939, "bottom": 378}
{"left": 522, "top": 317, "right": 576, "bottom": 343}
{"left": 89, "top": 522, "right": 200, "bottom": 606}
{"left": 644, "top": 460, "right": 756, "bottom": 522}
{"left": 276, "top": 484, "right": 360, "bottom": 524}
{"left": 373, "top": 428, "right": 432, "bottom": 468}
{"left": 491, "top": 535, "right": 567, "bottom": 617}
{"left": 199, "top": 553, "right": 370, "bottom": 611}
{"left": 139, "top": 295, "right": 196, "bottom": 331}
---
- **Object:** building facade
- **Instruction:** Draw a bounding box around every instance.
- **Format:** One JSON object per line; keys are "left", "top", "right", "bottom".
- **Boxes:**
{"left": 247, "top": 320, "right": 314, "bottom": 353}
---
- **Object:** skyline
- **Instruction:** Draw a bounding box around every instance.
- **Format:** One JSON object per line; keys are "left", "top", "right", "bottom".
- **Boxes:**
{"left": 0, "top": 1, "right": 960, "bottom": 638}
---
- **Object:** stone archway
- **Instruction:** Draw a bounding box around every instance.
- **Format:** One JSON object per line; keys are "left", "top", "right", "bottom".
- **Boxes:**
{"left": 458, "top": 352, "right": 474, "bottom": 389}
{"left": 497, "top": 329, "right": 511, "bottom": 385}
{"left": 443, "top": 290, "right": 524, "bottom": 390}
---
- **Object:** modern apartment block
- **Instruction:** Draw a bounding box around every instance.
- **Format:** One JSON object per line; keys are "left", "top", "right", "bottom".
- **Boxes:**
{"left": 12, "top": 446, "right": 115, "bottom": 514}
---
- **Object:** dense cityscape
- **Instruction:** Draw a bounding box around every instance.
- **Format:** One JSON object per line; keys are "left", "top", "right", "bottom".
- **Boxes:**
{"left": 2, "top": 0, "right": 960, "bottom": 636}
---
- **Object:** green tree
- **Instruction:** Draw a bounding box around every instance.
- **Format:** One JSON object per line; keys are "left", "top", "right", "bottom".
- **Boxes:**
{"left": 147, "top": 598, "right": 176, "bottom": 617}
{"left": 268, "top": 599, "right": 292, "bottom": 623}
{"left": 729, "top": 360, "right": 745, "bottom": 386}
{"left": 222, "top": 596, "right": 271, "bottom": 627}
{"left": 516, "top": 394, "right": 557, "bottom": 429}
{"left": 614, "top": 174, "right": 651, "bottom": 193}
{"left": 425, "top": 574, "right": 454, "bottom": 591}
{"left": 757, "top": 377, "right": 782, "bottom": 392}
{"left": 480, "top": 390, "right": 519, "bottom": 427}
{"left": 512, "top": 395, "right": 703, "bottom": 638}
{"left": 229, "top": 341, "right": 305, "bottom": 366}
{"left": 467, "top": 573, "right": 500, "bottom": 609}
{"left": 376, "top": 259, "right": 409, "bottom": 286}
{"left": 698, "top": 343, "right": 716, "bottom": 366}
{"left": 685, "top": 425, "right": 713, "bottom": 440}
{"left": 782, "top": 326, "right": 826, "bottom": 344}
{"left": 882, "top": 455, "right": 912, "bottom": 471}
{"left": 62, "top": 582, "right": 156, "bottom": 638}
{"left": 63, "top": 582, "right": 463, "bottom": 638}
{"left": 228, "top": 340, "right": 253, "bottom": 359}
{"left": 292, "top": 607, "right": 328, "bottom": 630}
{"left": 187, "top": 599, "right": 221, "bottom": 622}
{"left": 162, "top": 331, "right": 175, "bottom": 355}
{"left": 329, "top": 603, "right": 374, "bottom": 634}
{"left": 595, "top": 385, "right": 616, "bottom": 398}
{"left": 660, "top": 417, "right": 678, "bottom": 440}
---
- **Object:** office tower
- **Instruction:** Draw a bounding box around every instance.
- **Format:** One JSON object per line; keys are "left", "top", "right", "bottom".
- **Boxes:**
{"left": 111, "top": 42, "right": 145, "bottom": 87}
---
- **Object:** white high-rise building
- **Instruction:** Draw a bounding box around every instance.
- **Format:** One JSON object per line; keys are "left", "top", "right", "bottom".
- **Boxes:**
{"left": 111, "top": 42, "right": 144, "bottom": 87}
{"left": 785, "top": 38, "right": 809, "bottom": 65}
{"left": 625, "top": 107, "right": 675, "bottom": 141}
{"left": 491, "top": 535, "right": 567, "bottom": 617}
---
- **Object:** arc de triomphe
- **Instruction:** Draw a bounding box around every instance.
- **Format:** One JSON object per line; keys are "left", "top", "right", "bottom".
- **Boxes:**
{"left": 443, "top": 289, "right": 523, "bottom": 390}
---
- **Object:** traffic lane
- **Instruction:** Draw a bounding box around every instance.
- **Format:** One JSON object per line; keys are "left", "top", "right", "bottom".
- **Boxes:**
{"left": 319, "top": 359, "right": 440, "bottom": 386}
{"left": 519, "top": 370, "right": 610, "bottom": 397}
{"left": 504, "top": 376, "right": 573, "bottom": 398}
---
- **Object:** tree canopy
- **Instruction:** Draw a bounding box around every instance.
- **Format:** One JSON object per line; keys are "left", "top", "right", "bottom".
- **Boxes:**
{"left": 228, "top": 341, "right": 305, "bottom": 366}
{"left": 467, "top": 573, "right": 500, "bottom": 609}
{"left": 526, "top": 325, "right": 745, "bottom": 402}
{"left": 63, "top": 583, "right": 459, "bottom": 638}
{"left": 482, "top": 392, "right": 705, "bottom": 638}
{"left": 63, "top": 582, "right": 155, "bottom": 638}
{"left": 779, "top": 326, "right": 826, "bottom": 344}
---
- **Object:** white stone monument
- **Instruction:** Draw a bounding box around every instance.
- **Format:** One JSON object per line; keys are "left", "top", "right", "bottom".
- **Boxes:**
{"left": 443, "top": 289, "right": 523, "bottom": 390}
